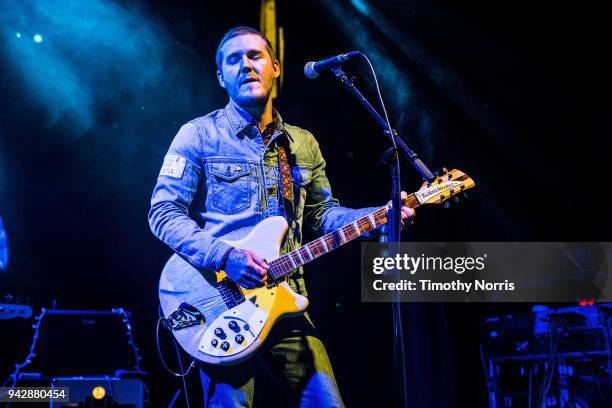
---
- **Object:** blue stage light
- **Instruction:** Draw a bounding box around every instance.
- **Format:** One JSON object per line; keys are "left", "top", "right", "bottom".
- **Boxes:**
{"left": 33, "top": 34, "right": 43, "bottom": 43}
{"left": 350, "top": 0, "right": 370, "bottom": 15}
{"left": 16, "top": 32, "right": 22, "bottom": 39}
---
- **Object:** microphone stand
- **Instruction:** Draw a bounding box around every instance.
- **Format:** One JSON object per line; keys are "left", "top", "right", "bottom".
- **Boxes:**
{"left": 329, "top": 65, "right": 435, "bottom": 408}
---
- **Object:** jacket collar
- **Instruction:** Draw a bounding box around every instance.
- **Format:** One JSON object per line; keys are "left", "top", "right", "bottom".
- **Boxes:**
{"left": 224, "top": 99, "right": 287, "bottom": 138}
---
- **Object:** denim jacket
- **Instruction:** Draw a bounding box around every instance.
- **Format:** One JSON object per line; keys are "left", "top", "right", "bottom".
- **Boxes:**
{"left": 148, "top": 101, "right": 379, "bottom": 293}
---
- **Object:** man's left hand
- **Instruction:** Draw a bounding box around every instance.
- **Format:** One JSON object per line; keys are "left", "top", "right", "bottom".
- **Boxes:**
{"left": 387, "top": 191, "right": 416, "bottom": 227}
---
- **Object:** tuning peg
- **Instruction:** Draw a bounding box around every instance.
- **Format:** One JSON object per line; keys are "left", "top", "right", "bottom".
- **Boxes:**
{"left": 463, "top": 192, "right": 468, "bottom": 199}
{"left": 454, "top": 196, "right": 460, "bottom": 203}
{"left": 442, "top": 167, "right": 448, "bottom": 173}
{"left": 444, "top": 201, "right": 451, "bottom": 209}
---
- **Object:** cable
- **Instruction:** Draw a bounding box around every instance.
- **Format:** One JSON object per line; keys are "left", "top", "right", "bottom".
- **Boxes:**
{"left": 1, "top": 308, "right": 46, "bottom": 408}
{"left": 173, "top": 338, "right": 190, "bottom": 408}
{"left": 113, "top": 308, "right": 144, "bottom": 372}
{"left": 357, "top": 52, "right": 397, "bottom": 150}
{"left": 155, "top": 316, "right": 196, "bottom": 378}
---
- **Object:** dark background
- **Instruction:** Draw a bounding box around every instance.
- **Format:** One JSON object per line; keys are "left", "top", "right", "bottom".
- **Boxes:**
{"left": 0, "top": 1, "right": 608, "bottom": 406}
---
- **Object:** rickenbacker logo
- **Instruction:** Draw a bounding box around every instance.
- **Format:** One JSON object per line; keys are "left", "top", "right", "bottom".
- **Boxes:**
{"left": 415, "top": 181, "right": 462, "bottom": 203}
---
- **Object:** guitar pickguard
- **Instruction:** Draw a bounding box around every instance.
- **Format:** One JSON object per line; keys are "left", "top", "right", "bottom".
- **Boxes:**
{"left": 198, "top": 300, "right": 267, "bottom": 357}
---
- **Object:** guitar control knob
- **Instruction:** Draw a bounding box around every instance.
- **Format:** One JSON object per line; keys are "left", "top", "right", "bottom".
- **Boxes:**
{"left": 221, "top": 341, "right": 230, "bottom": 351}
{"left": 235, "top": 334, "right": 244, "bottom": 344}
{"left": 228, "top": 320, "right": 240, "bottom": 332}
{"left": 214, "top": 328, "right": 226, "bottom": 339}
{"left": 211, "top": 339, "right": 218, "bottom": 347}
{"left": 243, "top": 324, "right": 249, "bottom": 331}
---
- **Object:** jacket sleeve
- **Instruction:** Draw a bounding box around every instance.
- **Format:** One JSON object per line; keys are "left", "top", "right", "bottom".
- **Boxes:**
{"left": 303, "top": 137, "right": 381, "bottom": 237}
{"left": 148, "top": 123, "right": 233, "bottom": 271}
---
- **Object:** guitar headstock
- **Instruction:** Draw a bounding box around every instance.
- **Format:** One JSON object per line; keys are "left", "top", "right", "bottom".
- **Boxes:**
{"left": 414, "top": 168, "right": 475, "bottom": 206}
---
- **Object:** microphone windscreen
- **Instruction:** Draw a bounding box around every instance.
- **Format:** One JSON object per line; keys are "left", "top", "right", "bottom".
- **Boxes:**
{"left": 303, "top": 61, "right": 318, "bottom": 79}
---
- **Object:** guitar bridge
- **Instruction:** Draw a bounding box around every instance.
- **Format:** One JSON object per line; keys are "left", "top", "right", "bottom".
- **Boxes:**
{"left": 162, "top": 302, "right": 205, "bottom": 331}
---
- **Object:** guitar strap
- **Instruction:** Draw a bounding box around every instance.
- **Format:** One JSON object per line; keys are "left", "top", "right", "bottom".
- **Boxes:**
{"left": 276, "top": 136, "right": 295, "bottom": 220}
{"left": 277, "top": 143, "right": 293, "bottom": 202}
{"left": 262, "top": 118, "right": 294, "bottom": 220}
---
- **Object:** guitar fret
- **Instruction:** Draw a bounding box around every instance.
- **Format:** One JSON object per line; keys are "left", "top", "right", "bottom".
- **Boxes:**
{"left": 304, "top": 244, "right": 313, "bottom": 260}
{"left": 352, "top": 221, "right": 361, "bottom": 235}
{"left": 367, "top": 214, "right": 376, "bottom": 228}
{"left": 295, "top": 248, "right": 305, "bottom": 264}
{"left": 317, "top": 237, "right": 327, "bottom": 252}
{"left": 315, "top": 240, "right": 324, "bottom": 255}
{"left": 338, "top": 227, "right": 346, "bottom": 243}
{"left": 282, "top": 256, "right": 294, "bottom": 272}
{"left": 309, "top": 242, "right": 318, "bottom": 258}
{"left": 359, "top": 217, "right": 371, "bottom": 231}
{"left": 290, "top": 252, "right": 300, "bottom": 268}
{"left": 275, "top": 258, "right": 289, "bottom": 276}
{"left": 346, "top": 224, "right": 357, "bottom": 240}
{"left": 331, "top": 230, "right": 343, "bottom": 247}
{"left": 311, "top": 240, "right": 320, "bottom": 255}
{"left": 278, "top": 262, "right": 287, "bottom": 276}
{"left": 321, "top": 236, "right": 330, "bottom": 252}
{"left": 326, "top": 234, "right": 336, "bottom": 250}
{"left": 285, "top": 253, "right": 294, "bottom": 269}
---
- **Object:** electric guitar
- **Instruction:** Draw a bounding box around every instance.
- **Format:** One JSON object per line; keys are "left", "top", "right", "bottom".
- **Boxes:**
{"left": 159, "top": 169, "right": 475, "bottom": 365}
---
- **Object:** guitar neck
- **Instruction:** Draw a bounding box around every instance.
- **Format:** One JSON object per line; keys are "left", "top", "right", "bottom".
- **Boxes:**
{"left": 268, "top": 193, "right": 420, "bottom": 280}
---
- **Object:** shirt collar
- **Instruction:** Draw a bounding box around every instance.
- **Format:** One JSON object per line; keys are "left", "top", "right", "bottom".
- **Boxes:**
{"left": 224, "top": 99, "right": 286, "bottom": 136}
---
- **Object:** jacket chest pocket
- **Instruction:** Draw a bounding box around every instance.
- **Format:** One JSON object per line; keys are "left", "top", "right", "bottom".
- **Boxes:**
{"left": 207, "top": 160, "right": 252, "bottom": 215}
{"left": 292, "top": 166, "right": 313, "bottom": 219}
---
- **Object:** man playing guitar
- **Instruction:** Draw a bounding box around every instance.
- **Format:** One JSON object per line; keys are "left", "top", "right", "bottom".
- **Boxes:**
{"left": 148, "top": 26, "right": 414, "bottom": 407}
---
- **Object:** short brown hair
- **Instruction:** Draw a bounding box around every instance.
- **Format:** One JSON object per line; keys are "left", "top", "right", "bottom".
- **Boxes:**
{"left": 215, "top": 26, "right": 276, "bottom": 70}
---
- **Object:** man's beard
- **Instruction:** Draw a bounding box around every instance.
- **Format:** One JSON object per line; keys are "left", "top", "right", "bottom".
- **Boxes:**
{"left": 233, "top": 87, "right": 272, "bottom": 108}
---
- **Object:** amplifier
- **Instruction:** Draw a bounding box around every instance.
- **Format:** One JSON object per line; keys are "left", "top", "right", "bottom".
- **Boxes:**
{"left": 38, "top": 309, "right": 134, "bottom": 376}
{"left": 50, "top": 377, "right": 145, "bottom": 408}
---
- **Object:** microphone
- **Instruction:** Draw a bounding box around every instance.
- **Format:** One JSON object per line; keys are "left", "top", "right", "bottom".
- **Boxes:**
{"left": 303, "top": 51, "right": 360, "bottom": 79}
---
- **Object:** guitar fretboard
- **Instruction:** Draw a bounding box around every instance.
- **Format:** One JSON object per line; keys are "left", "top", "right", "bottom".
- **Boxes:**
{"left": 268, "top": 193, "right": 419, "bottom": 280}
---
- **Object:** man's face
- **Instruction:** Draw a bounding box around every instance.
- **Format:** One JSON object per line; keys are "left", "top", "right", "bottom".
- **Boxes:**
{"left": 217, "top": 34, "right": 280, "bottom": 108}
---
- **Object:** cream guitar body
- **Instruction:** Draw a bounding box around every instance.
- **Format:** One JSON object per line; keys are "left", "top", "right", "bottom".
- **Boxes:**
{"left": 159, "top": 216, "right": 308, "bottom": 365}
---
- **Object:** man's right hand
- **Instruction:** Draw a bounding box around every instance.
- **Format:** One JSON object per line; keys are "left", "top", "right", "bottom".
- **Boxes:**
{"left": 223, "top": 249, "right": 269, "bottom": 289}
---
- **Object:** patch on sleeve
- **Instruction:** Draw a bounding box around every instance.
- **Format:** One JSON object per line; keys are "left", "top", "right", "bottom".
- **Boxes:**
{"left": 160, "top": 155, "right": 187, "bottom": 178}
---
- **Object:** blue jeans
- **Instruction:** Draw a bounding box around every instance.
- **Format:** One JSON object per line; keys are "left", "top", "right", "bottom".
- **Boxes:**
{"left": 199, "top": 315, "right": 345, "bottom": 408}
